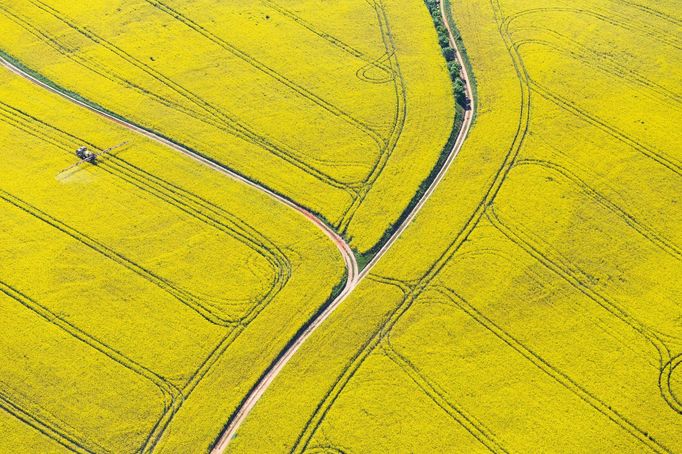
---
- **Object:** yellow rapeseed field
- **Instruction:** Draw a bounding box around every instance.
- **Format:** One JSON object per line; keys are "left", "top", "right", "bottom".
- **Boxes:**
{"left": 0, "top": 0, "right": 454, "bottom": 255}
{"left": 230, "top": 0, "right": 682, "bottom": 451}
{"left": 0, "top": 64, "right": 344, "bottom": 452}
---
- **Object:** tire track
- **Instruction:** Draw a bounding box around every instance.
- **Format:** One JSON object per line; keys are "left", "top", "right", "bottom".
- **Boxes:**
{"left": 432, "top": 286, "right": 670, "bottom": 453}
{"left": 0, "top": 190, "right": 240, "bottom": 326}
{"left": 0, "top": 282, "right": 180, "bottom": 410}
{"left": 0, "top": 281, "right": 182, "bottom": 454}
{"left": 143, "top": 0, "right": 386, "bottom": 149}
{"left": 264, "top": 0, "right": 393, "bottom": 73}
{"left": 1, "top": 0, "right": 476, "bottom": 450}
{"left": 382, "top": 338, "right": 509, "bottom": 453}
{"left": 290, "top": 276, "right": 417, "bottom": 453}
{"left": 612, "top": 0, "right": 681, "bottom": 27}
{"left": 504, "top": 7, "right": 682, "bottom": 51}
{"left": 589, "top": 1, "right": 682, "bottom": 45}
{"left": 405, "top": 0, "right": 531, "bottom": 295}
{"left": 305, "top": 445, "right": 348, "bottom": 454}
{"left": 528, "top": 81, "right": 682, "bottom": 177}
{"left": 0, "top": 391, "right": 98, "bottom": 454}
{"left": 335, "top": 0, "right": 408, "bottom": 234}
{"left": 514, "top": 158, "right": 682, "bottom": 260}
{"left": 0, "top": 186, "right": 278, "bottom": 452}
{"left": 262, "top": 0, "right": 407, "bottom": 233}
{"left": 283, "top": 0, "right": 542, "bottom": 447}
{"left": 139, "top": 329, "right": 238, "bottom": 452}
{"left": 660, "top": 354, "right": 682, "bottom": 414}
{"left": 501, "top": 9, "right": 682, "bottom": 177}
{"left": 0, "top": 79, "right": 341, "bottom": 451}
{"left": 0, "top": 5, "right": 355, "bottom": 177}
{"left": 275, "top": 0, "right": 681, "bottom": 450}
{"left": 355, "top": 52, "right": 395, "bottom": 84}
{"left": 0, "top": 5, "right": 222, "bottom": 125}
{"left": 511, "top": 33, "right": 681, "bottom": 106}
{"left": 485, "top": 205, "right": 682, "bottom": 415}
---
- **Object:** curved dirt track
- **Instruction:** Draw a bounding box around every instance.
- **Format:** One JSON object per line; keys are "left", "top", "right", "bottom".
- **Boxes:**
{"left": 0, "top": 56, "right": 358, "bottom": 283}
{"left": 0, "top": 0, "right": 474, "bottom": 449}
{"left": 211, "top": 0, "right": 476, "bottom": 450}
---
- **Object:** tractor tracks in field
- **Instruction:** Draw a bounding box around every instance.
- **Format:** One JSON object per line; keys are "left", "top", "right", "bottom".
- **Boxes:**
{"left": 0, "top": 281, "right": 179, "bottom": 454}
{"left": 433, "top": 285, "right": 673, "bottom": 453}
{"left": 501, "top": 9, "right": 682, "bottom": 178}
{"left": 513, "top": 159, "right": 682, "bottom": 260}
{"left": 485, "top": 204, "right": 682, "bottom": 425}
{"left": 381, "top": 336, "right": 509, "bottom": 454}
{"left": 0, "top": 100, "right": 291, "bottom": 323}
{"left": 1, "top": 0, "right": 416, "bottom": 234}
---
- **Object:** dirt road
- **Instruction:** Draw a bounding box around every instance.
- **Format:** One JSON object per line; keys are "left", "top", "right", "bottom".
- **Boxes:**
{"left": 210, "top": 0, "right": 476, "bottom": 450}
{"left": 0, "top": 0, "right": 473, "bottom": 447}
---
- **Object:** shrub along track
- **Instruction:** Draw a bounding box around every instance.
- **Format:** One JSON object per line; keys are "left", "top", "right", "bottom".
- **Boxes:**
{"left": 1, "top": 0, "right": 420, "bottom": 220}
{"left": 0, "top": 0, "right": 441, "bottom": 251}
{"left": 0, "top": 0, "right": 474, "bottom": 450}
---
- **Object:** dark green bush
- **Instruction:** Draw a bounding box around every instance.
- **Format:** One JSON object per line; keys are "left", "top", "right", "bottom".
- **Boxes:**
{"left": 442, "top": 46, "right": 456, "bottom": 61}
{"left": 447, "top": 61, "right": 462, "bottom": 80}
{"left": 424, "top": 0, "right": 468, "bottom": 108}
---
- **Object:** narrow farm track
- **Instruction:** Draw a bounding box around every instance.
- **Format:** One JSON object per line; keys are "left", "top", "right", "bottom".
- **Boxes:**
{"left": 210, "top": 0, "right": 476, "bottom": 450}
{"left": 0, "top": 0, "right": 473, "bottom": 449}
{"left": 0, "top": 56, "right": 357, "bottom": 276}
